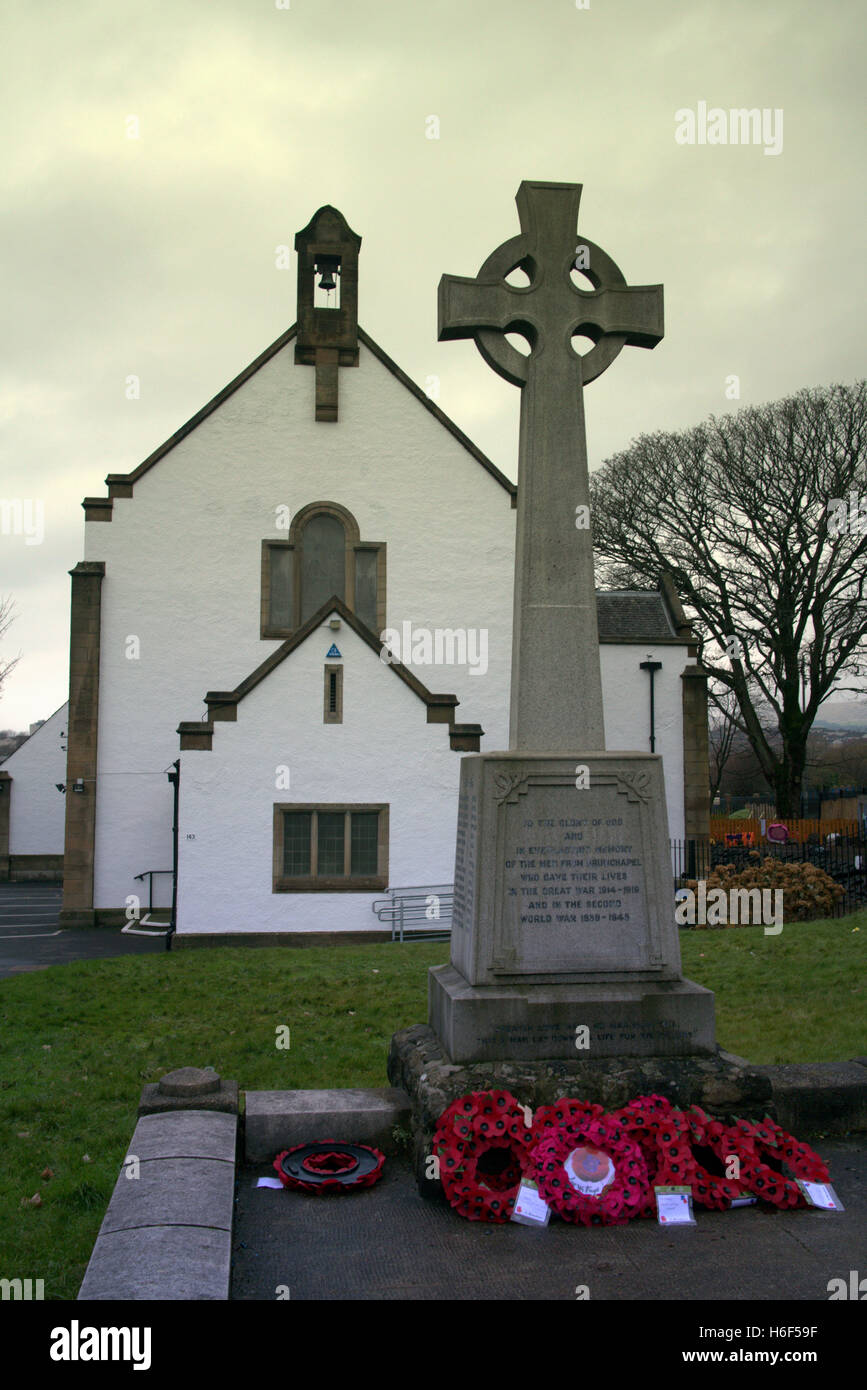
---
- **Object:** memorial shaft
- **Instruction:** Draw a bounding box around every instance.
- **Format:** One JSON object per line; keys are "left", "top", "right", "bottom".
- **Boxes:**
{"left": 511, "top": 347, "right": 602, "bottom": 750}
{"left": 438, "top": 180, "right": 663, "bottom": 754}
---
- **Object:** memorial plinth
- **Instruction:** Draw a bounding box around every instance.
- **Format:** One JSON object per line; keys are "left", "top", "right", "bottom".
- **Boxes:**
{"left": 429, "top": 751, "right": 715, "bottom": 1060}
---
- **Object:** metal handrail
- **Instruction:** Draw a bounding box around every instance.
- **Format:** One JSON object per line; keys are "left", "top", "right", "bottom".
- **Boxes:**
{"left": 133, "top": 869, "right": 174, "bottom": 913}
{"left": 371, "top": 883, "right": 454, "bottom": 942}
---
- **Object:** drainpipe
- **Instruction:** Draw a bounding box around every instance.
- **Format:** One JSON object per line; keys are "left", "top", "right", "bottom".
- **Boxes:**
{"left": 166, "top": 760, "right": 180, "bottom": 951}
{"left": 639, "top": 658, "right": 663, "bottom": 753}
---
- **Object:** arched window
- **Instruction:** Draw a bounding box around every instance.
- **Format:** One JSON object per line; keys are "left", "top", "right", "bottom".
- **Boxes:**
{"left": 261, "top": 502, "right": 385, "bottom": 638}
{"left": 300, "top": 513, "right": 346, "bottom": 622}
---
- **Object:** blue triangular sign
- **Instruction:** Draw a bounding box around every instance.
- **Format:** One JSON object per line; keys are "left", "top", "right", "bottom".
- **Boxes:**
{"left": 326, "top": 643, "right": 342, "bottom": 658}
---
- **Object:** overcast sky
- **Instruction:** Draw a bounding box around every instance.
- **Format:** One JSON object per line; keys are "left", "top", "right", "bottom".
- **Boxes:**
{"left": 1, "top": 0, "right": 864, "bottom": 729}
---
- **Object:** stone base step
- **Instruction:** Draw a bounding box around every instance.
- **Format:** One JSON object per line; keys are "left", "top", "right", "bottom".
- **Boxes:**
{"left": 244, "top": 1088, "right": 412, "bottom": 1163}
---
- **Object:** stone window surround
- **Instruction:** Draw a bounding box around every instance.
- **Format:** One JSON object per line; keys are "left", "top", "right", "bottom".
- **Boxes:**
{"left": 272, "top": 802, "right": 389, "bottom": 893}
{"left": 323, "top": 663, "right": 343, "bottom": 723}
{"left": 261, "top": 500, "right": 386, "bottom": 640}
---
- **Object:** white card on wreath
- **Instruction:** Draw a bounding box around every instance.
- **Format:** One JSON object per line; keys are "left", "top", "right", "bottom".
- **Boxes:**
{"left": 655, "top": 1185, "right": 696, "bottom": 1225}
{"left": 797, "top": 1181, "right": 844, "bottom": 1210}
{"left": 511, "top": 1179, "right": 551, "bottom": 1226}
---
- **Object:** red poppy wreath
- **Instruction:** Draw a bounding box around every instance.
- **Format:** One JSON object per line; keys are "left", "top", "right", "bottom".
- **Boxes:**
{"left": 530, "top": 1112, "right": 650, "bottom": 1226}
{"left": 433, "top": 1089, "right": 535, "bottom": 1223}
{"left": 725, "top": 1116, "right": 830, "bottom": 1209}
{"left": 612, "top": 1095, "right": 696, "bottom": 1218}
{"left": 681, "top": 1106, "right": 751, "bottom": 1210}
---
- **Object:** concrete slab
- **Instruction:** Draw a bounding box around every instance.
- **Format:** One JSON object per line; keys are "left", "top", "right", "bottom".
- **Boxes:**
{"left": 101, "top": 1157, "right": 235, "bottom": 1233}
{"left": 79, "top": 1225, "right": 231, "bottom": 1301}
{"left": 244, "top": 1087, "right": 411, "bottom": 1162}
{"left": 128, "top": 1110, "right": 238, "bottom": 1162}
{"left": 232, "top": 1140, "right": 867, "bottom": 1301}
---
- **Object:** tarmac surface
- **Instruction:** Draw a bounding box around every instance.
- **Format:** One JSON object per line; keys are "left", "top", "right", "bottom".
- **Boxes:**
{"left": 0, "top": 881, "right": 166, "bottom": 979}
{"left": 231, "top": 1140, "right": 867, "bottom": 1302}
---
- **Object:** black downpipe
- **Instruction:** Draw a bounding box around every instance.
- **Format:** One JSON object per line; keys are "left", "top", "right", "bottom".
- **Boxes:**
{"left": 166, "top": 760, "right": 180, "bottom": 951}
{"left": 639, "top": 659, "right": 662, "bottom": 753}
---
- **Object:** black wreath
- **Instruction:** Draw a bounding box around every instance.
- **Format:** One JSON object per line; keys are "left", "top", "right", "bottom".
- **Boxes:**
{"left": 274, "top": 1140, "right": 385, "bottom": 1194}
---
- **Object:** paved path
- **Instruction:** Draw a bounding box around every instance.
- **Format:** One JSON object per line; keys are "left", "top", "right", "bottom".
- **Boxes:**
{"left": 0, "top": 881, "right": 165, "bottom": 979}
{"left": 232, "top": 1140, "right": 867, "bottom": 1302}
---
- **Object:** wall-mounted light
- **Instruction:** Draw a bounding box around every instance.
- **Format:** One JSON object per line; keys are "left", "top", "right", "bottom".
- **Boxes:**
{"left": 72, "top": 778, "right": 85, "bottom": 794}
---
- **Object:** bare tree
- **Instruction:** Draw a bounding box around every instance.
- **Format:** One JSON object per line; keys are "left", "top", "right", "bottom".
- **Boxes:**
{"left": 0, "top": 596, "right": 20, "bottom": 698}
{"left": 590, "top": 381, "right": 867, "bottom": 816}
{"left": 708, "top": 687, "right": 739, "bottom": 801}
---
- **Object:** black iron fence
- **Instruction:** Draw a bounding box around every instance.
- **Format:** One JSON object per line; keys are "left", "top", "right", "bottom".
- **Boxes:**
{"left": 671, "top": 834, "right": 867, "bottom": 914}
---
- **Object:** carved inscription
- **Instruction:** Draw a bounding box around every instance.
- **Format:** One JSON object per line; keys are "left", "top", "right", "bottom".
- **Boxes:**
{"left": 453, "top": 783, "right": 478, "bottom": 931}
{"left": 479, "top": 1018, "right": 694, "bottom": 1052}
{"left": 499, "top": 782, "right": 651, "bottom": 970}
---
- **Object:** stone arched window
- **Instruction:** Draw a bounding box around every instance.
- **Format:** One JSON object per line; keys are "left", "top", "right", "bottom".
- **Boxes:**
{"left": 261, "top": 502, "right": 385, "bottom": 638}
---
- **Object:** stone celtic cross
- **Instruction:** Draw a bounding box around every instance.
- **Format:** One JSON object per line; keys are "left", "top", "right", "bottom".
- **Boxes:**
{"left": 438, "top": 181, "right": 663, "bottom": 752}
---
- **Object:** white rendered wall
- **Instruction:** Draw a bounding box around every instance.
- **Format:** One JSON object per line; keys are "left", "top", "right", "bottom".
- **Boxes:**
{"left": 5, "top": 702, "right": 68, "bottom": 854}
{"left": 600, "top": 646, "right": 686, "bottom": 841}
{"left": 87, "top": 338, "right": 516, "bottom": 913}
{"left": 175, "top": 612, "right": 462, "bottom": 933}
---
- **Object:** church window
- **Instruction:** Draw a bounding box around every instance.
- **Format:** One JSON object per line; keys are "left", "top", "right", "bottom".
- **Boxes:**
{"left": 354, "top": 548, "right": 378, "bottom": 629}
{"left": 324, "top": 664, "right": 343, "bottom": 723}
{"left": 273, "top": 804, "right": 388, "bottom": 891}
{"left": 282, "top": 812, "right": 312, "bottom": 876}
{"left": 300, "top": 514, "right": 345, "bottom": 622}
{"left": 261, "top": 503, "right": 385, "bottom": 639}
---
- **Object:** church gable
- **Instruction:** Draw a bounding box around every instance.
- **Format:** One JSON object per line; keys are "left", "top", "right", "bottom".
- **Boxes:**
{"left": 84, "top": 204, "right": 514, "bottom": 524}
{"left": 177, "top": 595, "right": 480, "bottom": 755}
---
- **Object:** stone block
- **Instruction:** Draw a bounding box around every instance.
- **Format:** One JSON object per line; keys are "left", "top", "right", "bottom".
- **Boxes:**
{"left": 78, "top": 1226, "right": 231, "bottom": 1301}
{"left": 100, "top": 1157, "right": 235, "bottom": 1234}
{"left": 756, "top": 1061, "right": 867, "bottom": 1135}
{"left": 450, "top": 750, "right": 689, "bottom": 986}
{"left": 128, "top": 1110, "right": 237, "bottom": 1162}
{"left": 244, "top": 1087, "right": 411, "bottom": 1162}
{"left": 429, "top": 963, "right": 716, "bottom": 1062}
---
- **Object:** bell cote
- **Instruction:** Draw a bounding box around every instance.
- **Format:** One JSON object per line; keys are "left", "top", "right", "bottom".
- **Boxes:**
{"left": 294, "top": 205, "right": 362, "bottom": 422}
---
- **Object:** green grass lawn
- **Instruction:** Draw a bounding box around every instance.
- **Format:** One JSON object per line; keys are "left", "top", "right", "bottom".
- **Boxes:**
{"left": 1, "top": 910, "right": 864, "bottom": 1298}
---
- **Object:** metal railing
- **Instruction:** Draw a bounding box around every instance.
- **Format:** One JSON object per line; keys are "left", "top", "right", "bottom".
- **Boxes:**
{"left": 371, "top": 883, "right": 454, "bottom": 941}
{"left": 671, "top": 835, "right": 867, "bottom": 914}
{"left": 133, "top": 869, "right": 174, "bottom": 912}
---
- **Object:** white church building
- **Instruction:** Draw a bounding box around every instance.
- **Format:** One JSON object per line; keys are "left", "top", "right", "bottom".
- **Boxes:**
{"left": 59, "top": 206, "right": 709, "bottom": 942}
{"left": 0, "top": 702, "right": 68, "bottom": 880}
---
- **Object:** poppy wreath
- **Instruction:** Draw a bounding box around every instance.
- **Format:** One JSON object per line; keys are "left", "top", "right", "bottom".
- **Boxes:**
{"left": 531, "top": 1097, "right": 606, "bottom": 1144}
{"left": 681, "top": 1106, "right": 752, "bottom": 1210}
{"left": 433, "top": 1089, "right": 535, "bottom": 1223}
{"left": 530, "top": 1113, "right": 650, "bottom": 1226}
{"left": 725, "top": 1116, "right": 830, "bottom": 1209}
{"left": 612, "top": 1095, "right": 696, "bottom": 1218}
{"left": 273, "top": 1140, "right": 385, "bottom": 1195}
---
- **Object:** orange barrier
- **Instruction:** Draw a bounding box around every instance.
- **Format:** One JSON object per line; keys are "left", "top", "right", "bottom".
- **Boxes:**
{"left": 710, "top": 816, "right": 859, "bottom": 845}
